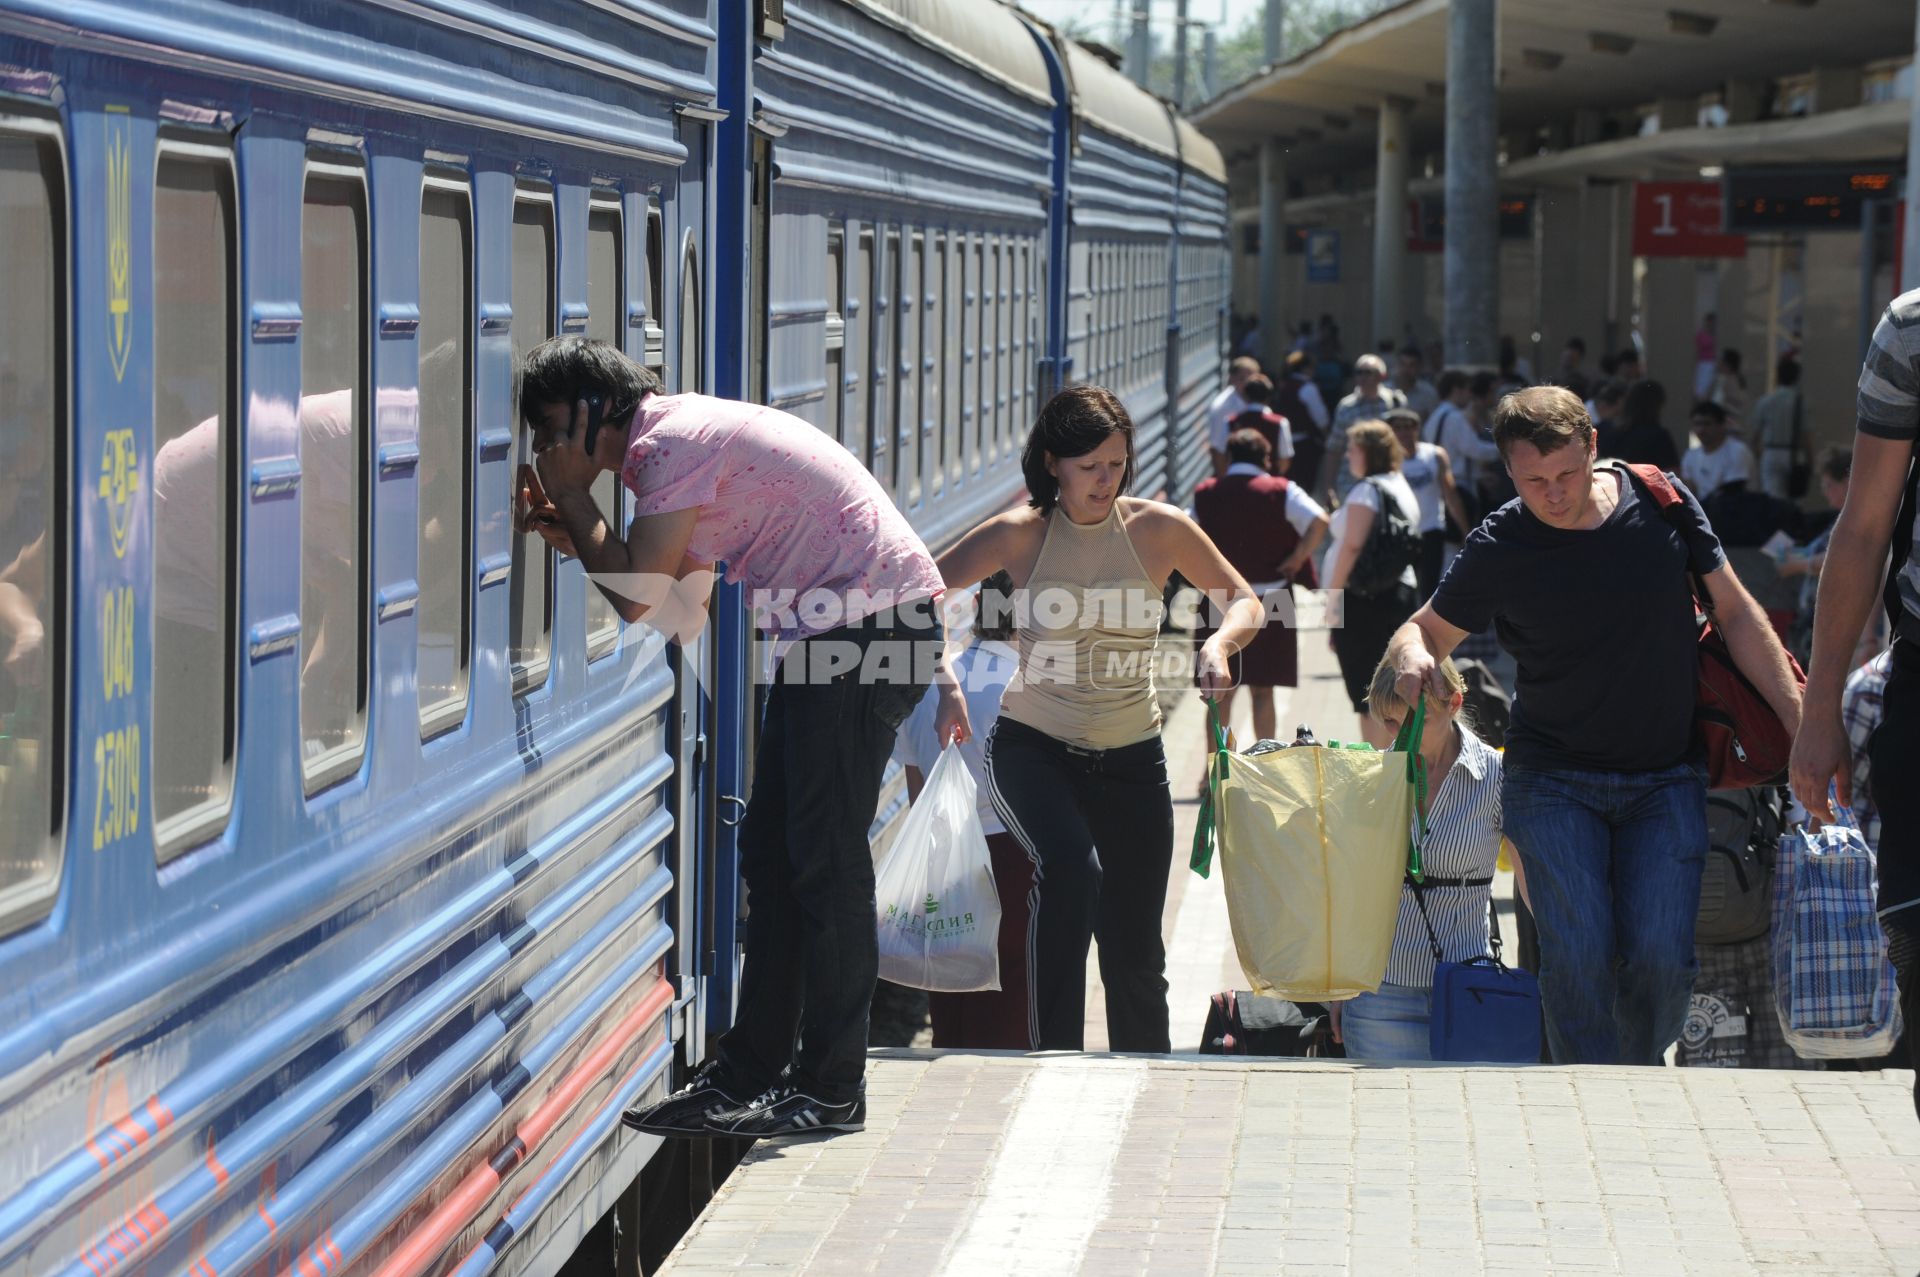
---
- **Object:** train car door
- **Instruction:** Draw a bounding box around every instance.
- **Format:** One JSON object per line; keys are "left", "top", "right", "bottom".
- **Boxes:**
{"left": 667, "top": 122, "right": 716, "bottom": 1068}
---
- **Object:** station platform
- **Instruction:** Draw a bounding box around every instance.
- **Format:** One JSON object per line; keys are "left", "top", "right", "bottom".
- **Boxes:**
{"left": 657, "top": 614, "right": 1920, "bottom": 1275}
{"left": 657, "top": 1051, "right": 1920, "bottom": 1275}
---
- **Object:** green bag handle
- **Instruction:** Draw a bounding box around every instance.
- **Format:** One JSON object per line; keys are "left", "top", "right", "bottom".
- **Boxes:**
{"left": 1189, "top": 697, "right": 1232, "bottom": 879}
{"left": 1392, "top": 692, "right": 1429, "bottom": 883}
{"left": 1190, "top": 694, "right": 1428, "bottom": 881}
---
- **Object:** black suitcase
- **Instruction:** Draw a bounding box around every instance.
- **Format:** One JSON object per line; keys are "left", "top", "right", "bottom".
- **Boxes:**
{"left": 1198, "top": 990, "right": 1344, "bottom": 1058}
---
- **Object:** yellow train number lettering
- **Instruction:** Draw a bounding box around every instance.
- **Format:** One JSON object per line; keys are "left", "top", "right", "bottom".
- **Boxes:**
{"left": 92, "top": 725, "right": 141, "bottom": 851}
{"left": 101, "top": 587, "right": 135, "bottom": 702}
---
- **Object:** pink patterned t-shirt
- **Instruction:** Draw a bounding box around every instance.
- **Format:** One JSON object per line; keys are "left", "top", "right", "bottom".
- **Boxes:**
{"left": 621, "top": 393, "right": 943, "bottom": 642}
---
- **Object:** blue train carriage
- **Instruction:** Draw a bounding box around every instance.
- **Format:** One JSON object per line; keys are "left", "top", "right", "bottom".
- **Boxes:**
{"left": 753, "top": 0, "right": 1058, "bottom": 858}
{"left": 1050, "top": 38, "right": 1185, "bottom": 501}
{"left": 1167, "top": 116, "right": 1231, "bottom": 504}
{"left": 0, "top": 1, "right": 729, "bottom": 1275}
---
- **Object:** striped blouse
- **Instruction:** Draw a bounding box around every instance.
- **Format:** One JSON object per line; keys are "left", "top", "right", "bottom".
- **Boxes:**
{"left": 1383, "top": 725, "right": 1504, "bottom": 988}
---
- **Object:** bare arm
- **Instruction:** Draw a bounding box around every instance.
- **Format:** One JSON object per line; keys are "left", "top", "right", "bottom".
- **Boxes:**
{"left": 936, "top": 514, "right": 1016, "bottom": 593}
{"left": 1792, "top": 432, "right": 1913, "bottom": 818}
{"left": 1163, "top": 508, "right": 1262, "bottom": 694}
{"left": 1702, "top": 562, "right": 1802, "bottom": 737}
{"left": 1278, "top": 514, "right": 1329, "bottom": 581}
{"left": 1386, "top": 603, "right": 1470, "bottom": 707}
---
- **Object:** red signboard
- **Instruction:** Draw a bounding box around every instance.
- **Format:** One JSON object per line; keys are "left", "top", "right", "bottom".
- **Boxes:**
{"left": 1633, "top": 181, "right": 1746, "bottom": 258}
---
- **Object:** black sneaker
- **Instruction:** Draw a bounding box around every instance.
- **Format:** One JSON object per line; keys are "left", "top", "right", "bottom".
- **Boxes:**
{"left": 708, "top": 1084, "right": 866, "bottom": 1139}
{"left": 622, "top": 1061, "right": 755, "bottom": 1137}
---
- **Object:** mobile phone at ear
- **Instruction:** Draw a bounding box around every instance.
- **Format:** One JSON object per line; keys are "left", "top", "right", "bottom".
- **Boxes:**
{"left": 583, "top": 393, "right": 606, "bottom": 458}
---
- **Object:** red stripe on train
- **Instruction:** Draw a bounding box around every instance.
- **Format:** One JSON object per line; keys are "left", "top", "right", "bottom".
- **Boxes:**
{"left": 367, "top": 977, "right": 674, "bottom": 1277}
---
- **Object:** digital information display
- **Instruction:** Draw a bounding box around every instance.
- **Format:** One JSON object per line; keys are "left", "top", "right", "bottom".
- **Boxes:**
{"left": 1725, "top": 167, "right": 1903, "bottom": 232}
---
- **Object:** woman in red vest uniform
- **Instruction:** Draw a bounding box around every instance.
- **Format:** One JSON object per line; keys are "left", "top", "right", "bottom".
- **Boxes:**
{"left": 1190, "top": 428, "right": 1331, "bottom": 766}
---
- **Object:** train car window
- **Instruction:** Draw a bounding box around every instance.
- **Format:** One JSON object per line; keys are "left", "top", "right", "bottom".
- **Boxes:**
{"left": 0, "top": 128, "right": 65, "bottom": 931}
{"left": 509, "top": 190, "right": 555, "bottom": 695}
{"left": 1015, "top": 240, "right": 1031, "bottom": 433}
{"left": 585, "top": 202, "right": 624, "bottom": 661}
{"left": 872, "top": 229, "right": 897, "bottom": 482}
{"left": 971, "top": 236, "right": 986, "bottom": 472}
{"left": 824, "top": 224, "right": 844, "bottom": 443}
{"left": 993, "top": 238, "right": 1008, "bottom": 457}
{"left": 644, "top": 201, "right": 666, "bottom": 375}
{"left": 1089, "top": 246, "right": 1101, "bottom": 383}
{"left": 678, "top": 238, "right": 703, "bottom": 393}
{"left": 942, "top": 231, "right": 961, "bottom": 490}
{"left": 896, "top": 231, "right": 920, "bottom": 506}
{"left": 418, "top": 181, "right": 473, "bottom": 735}
{"left": 847, "top": 229, "right": 871, "bottom": 467}
{"left": 152, "top": 149, "right": 237, "bottom": 852}
{"left": 929, "top": 232, "right": 946, "bottom": 498}
{"left": 299, "top": 167, "right": 370, "bottom": 794}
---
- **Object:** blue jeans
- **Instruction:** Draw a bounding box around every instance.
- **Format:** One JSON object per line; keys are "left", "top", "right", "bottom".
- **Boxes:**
{"left": 1341, "top": 981, "right": 1432, "bottom": 1062}
{"left": 1503, "top": 762, "right": 1708, "bottom": 1065}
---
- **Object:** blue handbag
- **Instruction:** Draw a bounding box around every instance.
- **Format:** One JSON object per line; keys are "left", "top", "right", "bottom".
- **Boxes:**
{"left": 1405, "top": 746, "right": 1543, "bottom": 1064}
{"left": 1423, "top": 901, "right": 1542, "bottom": 1063}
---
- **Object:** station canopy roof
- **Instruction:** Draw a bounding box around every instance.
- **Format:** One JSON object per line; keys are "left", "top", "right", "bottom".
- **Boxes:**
{"left": 1191, "top": 0, "right": 1914, "bottom": 172}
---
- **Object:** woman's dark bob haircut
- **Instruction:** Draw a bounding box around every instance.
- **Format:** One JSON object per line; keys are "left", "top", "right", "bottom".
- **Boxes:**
{"left": 1021, "top": 384, "right": 1136, "bottom": 514}
{"left": 517, "top": 335, "right": 662, "bottom": 430}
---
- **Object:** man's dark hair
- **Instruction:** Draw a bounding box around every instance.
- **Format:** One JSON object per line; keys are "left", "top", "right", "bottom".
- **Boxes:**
{"left": 1383, "top": 407, "right": 1423, "bottom": 434}
{"left": 1720, "top": 348, "right": 1742, "bottom": 374}
{"left": 1616, "top": 346, "right": 1643, "bottom": 369}
{"left": 517, "top": 335, "right": 662, "bottom": 430}
{"left": 1593, "top": 377, "right": 1627, "bottom": 407}
{"left": 1022, "top": 384, "right": 1136, "bottom": 514}
{"left": 1468, "top": 370, "right": 1499, "bottom": 400}
{"left": 1598, "top": 352, "right": 1620, "bottom": 376}
{"left": 975, "top": 570, "right": 1018, "bottom": 643}
{"left": 1241, "top": 374, "right": 1274, "bottom": 404}
{"left": 1565, "top": 336, "right": 1586, "bottom": 356}
{"left": 1492, "top": 386, "right": 1593, "bottom": 459}
{"left": 1690, "top": 400, "right": 1729, "bottom": 426}
{"left": 1776, "top": 356, "right": 1802, "bottom": 387}
{"left": 1621, "top": 378, "right": 1666, "bottom": 429}
{"left": 1225, "top": 427, "right": 1272, "bottom": 466}
{"left": 1436, "top": 369, "right": 1468, "bottom": 397}
{"left": 1818, "top": 445, "right": 1852, "bottom": 486}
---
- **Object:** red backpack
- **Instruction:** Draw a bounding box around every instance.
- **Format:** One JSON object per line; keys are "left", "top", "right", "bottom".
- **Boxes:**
{"left": 1627, "top": 463, "right": 1805, "bottom": 790}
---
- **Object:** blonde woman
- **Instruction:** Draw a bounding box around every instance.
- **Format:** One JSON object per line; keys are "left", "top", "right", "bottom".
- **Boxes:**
{"left": 1322, "top": 419, "right": 1421, "bottom": 747}
{"left": 1329, "top": 657, "right": 1526, "bottom": 1061}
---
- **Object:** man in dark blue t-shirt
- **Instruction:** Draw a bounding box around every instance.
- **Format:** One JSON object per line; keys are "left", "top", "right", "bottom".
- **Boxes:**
{"left": 1386, "top": 386, "right": 1802, "bottom": 1066}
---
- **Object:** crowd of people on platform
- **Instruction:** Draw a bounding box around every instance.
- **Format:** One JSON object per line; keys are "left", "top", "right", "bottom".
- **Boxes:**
{"left": 486, "top": 282, "right": 1920, "bottom": 1142}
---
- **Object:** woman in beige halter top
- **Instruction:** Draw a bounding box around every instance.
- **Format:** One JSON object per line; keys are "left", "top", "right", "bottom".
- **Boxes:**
{"left": 936, "top": 386, "right": 1264, "bottom": 1052}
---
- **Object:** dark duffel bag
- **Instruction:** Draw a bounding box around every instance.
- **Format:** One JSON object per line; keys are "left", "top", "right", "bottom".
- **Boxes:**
{"left": 1198, "top": 990, "right": 1344, "bottom": 1058}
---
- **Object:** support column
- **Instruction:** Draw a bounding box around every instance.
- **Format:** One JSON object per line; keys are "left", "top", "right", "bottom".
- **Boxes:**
{"left": 1906, "top": 0, "right": 1920, "bottom": 294}
{"left": 1173, "top": 0, "right": 1190, "bottom": 106}
{"left": 1444, "top": 0, "right": 1498, "bottom": 367}
{"left": 1372, "top": 95, "right": 1411, "bottom": 349}
{"left": 1259, "top": 137, "right": 1288, "bottom": 374}
{"left": 1128, "top": 0, "right": 1151, "bottom": 88}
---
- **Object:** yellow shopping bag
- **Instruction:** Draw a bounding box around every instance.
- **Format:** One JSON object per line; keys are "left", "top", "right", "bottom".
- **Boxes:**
{"left": 1190, "top": 699, "right": 1422, "bottom": 1001}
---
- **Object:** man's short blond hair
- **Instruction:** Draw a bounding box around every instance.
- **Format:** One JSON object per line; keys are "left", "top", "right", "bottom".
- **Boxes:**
{"left": 1492, "top": 385, "right": 1593, "bottom": 459}
{"left": 1229, "top": 355, "right": 1261, "bottom": 378}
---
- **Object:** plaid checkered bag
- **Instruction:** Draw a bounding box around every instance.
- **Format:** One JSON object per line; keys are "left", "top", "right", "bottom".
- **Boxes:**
{"left": 1770, "top": 802, "right": 1904, "bottom": 1059}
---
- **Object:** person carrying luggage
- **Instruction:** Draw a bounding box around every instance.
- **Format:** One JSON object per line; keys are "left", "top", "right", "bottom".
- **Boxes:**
{"left": 937, "top": 385, "right": 1264, "bottom": 1052}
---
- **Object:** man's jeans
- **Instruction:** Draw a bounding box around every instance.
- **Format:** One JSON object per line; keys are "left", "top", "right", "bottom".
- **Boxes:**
{"left": 711, "top": 614, "right": 933, "bottom": 1104}
{"left": 1503, "top": 761, "right": 1708, "bottom": 1065}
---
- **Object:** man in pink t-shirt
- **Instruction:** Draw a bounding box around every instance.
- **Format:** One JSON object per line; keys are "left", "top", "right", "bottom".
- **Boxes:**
{"left": 517, "top": 337, "right": 953, "bottom": 1141}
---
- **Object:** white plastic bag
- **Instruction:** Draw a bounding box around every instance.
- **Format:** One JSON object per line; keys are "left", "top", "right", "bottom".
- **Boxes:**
{"left": 874, "top": 744, "right": 1001, "bottom": 992}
